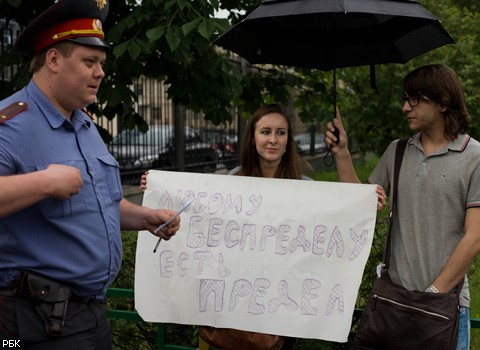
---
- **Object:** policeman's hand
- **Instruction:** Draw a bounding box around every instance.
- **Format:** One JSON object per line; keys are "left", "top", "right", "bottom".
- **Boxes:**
{"left": 43, "top": 164, "right": 83, "bottom": 199}
{"left": 325, "top": 108, "right": 349, "bottom": 154}
{"left": 146, "top": 209, "right": 181, "bottom": 240}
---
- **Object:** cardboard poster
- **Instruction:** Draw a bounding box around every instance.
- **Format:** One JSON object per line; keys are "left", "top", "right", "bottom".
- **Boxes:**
{"left": 135, "top": 170, "right": 377, "bottom": 342}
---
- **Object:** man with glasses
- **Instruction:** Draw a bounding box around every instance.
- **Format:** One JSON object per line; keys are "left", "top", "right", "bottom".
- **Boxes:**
{"left": 325, "top": 64, "right": 480, "bottom": 349}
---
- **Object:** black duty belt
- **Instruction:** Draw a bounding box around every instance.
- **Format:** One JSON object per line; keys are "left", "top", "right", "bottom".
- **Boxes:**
{"left": 0, "top": 272, "right": 92, "bottom": 302}
{"left": 0, "top": 271, "right": 92, "bottom": 336}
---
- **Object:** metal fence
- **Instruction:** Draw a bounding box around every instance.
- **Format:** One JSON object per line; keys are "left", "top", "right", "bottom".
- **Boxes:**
{"left": 0, "top": 19, "right": 19, "bottom": 81}
{"left": 96, "top": 75, "right": 243, "bottom": 184}
{"left": 107, "top": 287, "right": 480, "bottom": 350}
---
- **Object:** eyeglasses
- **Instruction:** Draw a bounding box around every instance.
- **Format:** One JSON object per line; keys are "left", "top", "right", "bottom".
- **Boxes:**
{"left": 400, "top": 95, "right": 430, "bottom": 108}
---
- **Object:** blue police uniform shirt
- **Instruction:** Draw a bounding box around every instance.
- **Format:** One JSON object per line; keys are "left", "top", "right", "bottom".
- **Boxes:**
{"left": 0, "top": 80, "right": 123, "bottom": 299}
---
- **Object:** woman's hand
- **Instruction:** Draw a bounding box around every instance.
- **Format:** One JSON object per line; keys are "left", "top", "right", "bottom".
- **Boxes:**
{"left": 140, "top": 171, "right": 149, "bottom": 192}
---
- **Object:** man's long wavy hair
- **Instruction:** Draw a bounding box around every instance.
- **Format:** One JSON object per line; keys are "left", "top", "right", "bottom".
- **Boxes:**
{"left": 403, "top": 64, "right": 470, "bottom": 140}
{"left": 237, "top": 104, "right": 303, "bottom": 179}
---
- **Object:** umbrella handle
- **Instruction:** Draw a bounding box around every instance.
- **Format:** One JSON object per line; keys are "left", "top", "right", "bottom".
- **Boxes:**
{"left": 332, "top": 126, "right": 340, "bottom": 141}
{"left": 323, "top": 69, "right": 339, "bottom": 167}
{"left": 332, "top": 68, "right": 340, "bottom": 143}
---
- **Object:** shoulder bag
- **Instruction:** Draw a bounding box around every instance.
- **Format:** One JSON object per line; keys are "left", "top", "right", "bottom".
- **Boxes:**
{"left": 354, "top": 138, "right": 463, "bottom": 350}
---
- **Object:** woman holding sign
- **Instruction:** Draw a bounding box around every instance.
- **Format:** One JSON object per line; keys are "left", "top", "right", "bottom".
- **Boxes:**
{"left": 140, "top": 104, "right": 386, "bottom": 349}
{"left": 141, "top": 104, "right": 301, "bottom": 349}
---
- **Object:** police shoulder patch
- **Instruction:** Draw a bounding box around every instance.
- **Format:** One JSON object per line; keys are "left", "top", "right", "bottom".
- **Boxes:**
{"left": 0, "top": 102, "right": 28, "bottom": 124}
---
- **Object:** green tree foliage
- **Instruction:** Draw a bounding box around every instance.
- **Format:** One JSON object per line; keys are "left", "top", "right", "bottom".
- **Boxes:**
{"left": 1, "top": 0, "right": 287, "bottom": 129}
{"left": 0, "top": 0, "right": 479, "bottom": 154}
{"left": 105, "top": 0, "right": 239, "bottom": 124}
{"left": 337, "top": 0, "right": 480, "bottom": 155}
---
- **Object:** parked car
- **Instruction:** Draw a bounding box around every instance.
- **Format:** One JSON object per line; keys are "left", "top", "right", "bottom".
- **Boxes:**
{"left": 108, "top": 125, "right": 217, "bottom": 172}
{"left": 294, "top": 132, "right": 327, "bottom": 154}
{"left": 205, "top": 131, "right": 238, "bottom": 160}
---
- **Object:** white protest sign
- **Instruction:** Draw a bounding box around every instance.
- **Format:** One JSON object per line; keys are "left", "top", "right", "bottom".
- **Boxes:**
{"left": 135, "top": 170, "right": 377, "bottom": 342}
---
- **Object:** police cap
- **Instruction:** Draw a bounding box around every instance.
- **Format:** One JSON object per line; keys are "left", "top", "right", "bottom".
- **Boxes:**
{"left": 15, "top": 0, "right": 109, "bottom": 55}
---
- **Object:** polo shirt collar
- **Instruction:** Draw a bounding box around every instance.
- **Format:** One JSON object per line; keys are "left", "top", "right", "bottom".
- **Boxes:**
{"left": 410, "top": 132, "right": 470, "bottom": 153}
{"left": 447, "top": 133, "right": 470, "bottom": 152}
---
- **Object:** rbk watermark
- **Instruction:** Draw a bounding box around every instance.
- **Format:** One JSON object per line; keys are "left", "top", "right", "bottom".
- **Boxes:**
{"left": 2, "top": 340, "right": 20, "bottom": 348}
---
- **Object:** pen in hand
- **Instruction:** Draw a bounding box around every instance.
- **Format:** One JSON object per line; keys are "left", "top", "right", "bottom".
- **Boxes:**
{"left": 153, "top": 197, "right": 195, "bottom": 253}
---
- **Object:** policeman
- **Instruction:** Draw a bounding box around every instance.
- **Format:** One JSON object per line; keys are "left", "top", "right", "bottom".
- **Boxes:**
{"left": 0, "top": 1, "right": 180, "bottom": 349}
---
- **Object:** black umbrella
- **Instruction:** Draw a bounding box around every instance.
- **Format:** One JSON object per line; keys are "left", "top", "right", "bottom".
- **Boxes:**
{"left": 214, "top": 0, "right": 454, "bottom": 71}
{"left": 213, "top": 0, "right": 455, "bottom": 141}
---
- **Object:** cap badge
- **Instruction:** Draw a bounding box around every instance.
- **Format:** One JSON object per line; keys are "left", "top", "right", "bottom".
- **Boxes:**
{"left": 97, "top": 0, "right": 107, "bottom": 10}
{"left": 94, "top": 19, "right": 103, "bottom": 31}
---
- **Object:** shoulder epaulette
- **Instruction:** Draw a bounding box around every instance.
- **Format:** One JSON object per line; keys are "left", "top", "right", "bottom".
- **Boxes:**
{"left": 0, "top": 102, "right": 28, "bottom": 124}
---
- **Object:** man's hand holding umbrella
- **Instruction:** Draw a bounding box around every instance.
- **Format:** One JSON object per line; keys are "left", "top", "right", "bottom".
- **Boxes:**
{"left": 326, "top": 108, "right": 348, "bottom": 152}
{"left": 326, "top": 108, "right": 387, "bottom": 212}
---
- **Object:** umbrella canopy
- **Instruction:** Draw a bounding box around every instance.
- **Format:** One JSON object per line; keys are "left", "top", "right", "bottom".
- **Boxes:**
{"left": 213, "top": 0, "right": 455, "bottom": 71}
